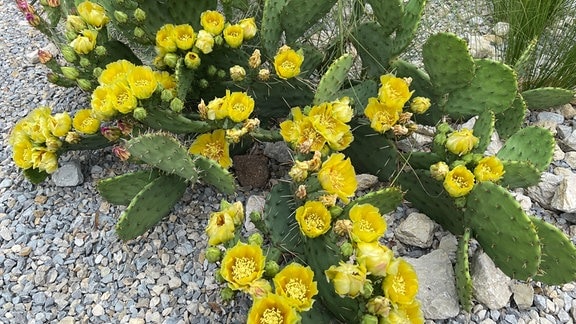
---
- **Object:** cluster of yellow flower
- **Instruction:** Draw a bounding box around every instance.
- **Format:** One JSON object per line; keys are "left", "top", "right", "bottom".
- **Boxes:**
{"left": 280, "top": 97, "right": 354, "bottom": 154}
{"left": 154, "top": 11, "right": 257, "bottom": 69}
{"left": 90, "top": 59, "right": 176, "bottom": 120}
{"left": 8, "top": 106, "right": 101, "bottom": 174}
{"left": 65, "top": 1, "right": 109, "bottom": 56}
{"left": 365, "top": 74, "right": 431, "bottom": 135}
{"left": 325, "top": 203, "right": 424, "bottom": 323}
{"left": 204, "top": 201, "right": 319, "bottom": 323}
{"left": 431, "top": 128, "right": 505, "bottom": 197}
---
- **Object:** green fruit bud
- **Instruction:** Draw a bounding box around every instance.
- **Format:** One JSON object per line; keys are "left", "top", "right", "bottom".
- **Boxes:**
{"left": 94, "top": 46, "right": 107, "bottom": 56}
{"left": 163, "top": 53, "right": 178, "bottom": 68}
{"left": 360, "top": 314, "right": 379, "bottom": 324}
{"left": 454, "top": 196, "right": 467, "bottom": 208}
{"left": 61, "top": 66, "right": 79, "bottom": 80}
{"left": 207, "top": 65, "right": 217, "bottom": 76}
{"left": 93, "top": 67, "right": 103, "bottom": 78}
{"left": 47, "top": 73, "right": 59, "bottom": 84}
{"left": 133, "top": 8, "right": 146, "bottom": 22}
{"left": 216, "top": 69, "right": 226, "bottom": 79}
{"left": 79, "top": 57, "right": 91, "bottom": 68}
{"left": 266, "top": 247, "right": 282, "bottom": 263}
{"left": 205, "top": 247, "right": 222, "bottom": 263}
{"left": 114, "top": 10, "right": 128, "bottom": 23}
{"left": 214, "top": 35, "right": 223, "bottom": 46}
{"left": 214, "top": 270, "right": 226, "bottom": 283}
{"left": 248, "top": 233, "right": 263, "bottom": 246}
{"left": 437, "top": 122, "right": 452, "bottom": 134}
{"left": 362, "top": 281, "right": 374, "bottom": 299}
{"left": 133, "top": 107, "right": 147, "bottom": 120}
{"left": 65, "top": 30, "right": 77, "bottom": 42}
{"left": 61, "top": 46, "right": 77, "bottom": 63}
{"left": 134, "top": 26, "right": 145, "bottom": 39}
{"left": 170, "top": 98, "right": 184, "bottom": 113}
{"left": 115, "top": 0, "right": 125, "bottom": 5}
{"left": 199, "top": 79, "right": 209, "bottom": 89}
{"left": 184, "top": 51, "right": 201, "bottom": 69}
{"left": 161, "top": 89, "right": 174, "bottom": 102}
{"left": 77, "top": 79, "right": 92, "bottom": 91}
{"left": 264, "top": 260, "right": 280, "bottom": 277}
{"left": 329, "top": 206, "right": 343, "bottom": 218}
{"left": 220, "top": 287, "right": 235, "bottom": 301}
{"left": 249, "top": 211, "right": 261, "bottom": 223}
{"left": 340, "top": 242, "right": 354, "bottom": 257}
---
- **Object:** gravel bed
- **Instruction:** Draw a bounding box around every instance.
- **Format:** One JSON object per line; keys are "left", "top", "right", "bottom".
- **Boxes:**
{"left": 0, "top": 0, "right": 574, "bottom": 323}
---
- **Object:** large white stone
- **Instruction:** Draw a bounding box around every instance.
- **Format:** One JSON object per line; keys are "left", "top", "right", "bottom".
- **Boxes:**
{"left": 52, "top": 161, "right": 84, "bottom": 187}
{"left": 395, "top": 213, "right": 436, "bottom": 248}
{"left": 525, "top": 172, "right": 563, "bottom": 208}
{"left": 471, "top": 252, "right": 512, "bottom": 309}
{"left": 551, "top": 174, "right": 576, "bottom": 213}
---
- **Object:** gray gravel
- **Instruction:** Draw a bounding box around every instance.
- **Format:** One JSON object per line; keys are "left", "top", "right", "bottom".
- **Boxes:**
{"left": 0, "top": 0, "right": 574, "bottom": 323}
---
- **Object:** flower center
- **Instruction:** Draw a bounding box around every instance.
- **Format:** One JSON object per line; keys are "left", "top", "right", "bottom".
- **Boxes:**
{"left": 358, "top": 219, "right": 375, "bottom": 233}
{"left": 392, "top": 275, "right": 406, "bottom": 295}
{"left": 305, "top": 212, "right": 325, "bottom": 231}
{"left": 260, "top": 307, "right": 283, "bottom": 324}
{"left": 204, "top": 142, "right": 223, "bottom": 160}
{"left": 285, "top": 278, "right": 307, "bottom": 302}
{"left": 232, "top": 257, "right": 256, "bottom": 282}
{"left": 452, "top": 174, "right": 469, "bottom": 188}
{"left": 233, "top": 102, "right": 246, "bottom": 113}
{"left": 281, "top": 60, "right": 295, "bottom": 70}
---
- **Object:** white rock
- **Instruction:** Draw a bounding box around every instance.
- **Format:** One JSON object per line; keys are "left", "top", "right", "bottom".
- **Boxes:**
{"left": 553, "top": 143, "right": 565, "bottom": 161}
{"left": 405, "top": 250, "right": 460, "bottom": 319}
{"left": 550, "top": 103, "right": 576, "bottom": 119}
{"left": 52, "top": 161, "right": 84, "bottom": 187}
{"left": 564, "top": 152, "right": 576, "bottom": 168}
{"left": 484, "top": 130, "right": 503, "bottom": 156}
{"left": 468, "top": 35, "right": 496, "bottom": 59}
{"left": 493, "top": 22, "right": 510, "bottom": 36}
{"left": 525, "top": 172, "right": 563, "bottom": 208}
{"left": 0, "top": 226, "right": 13, "bottom": 241}
{"left": 92, "top": 304, "right": 105, "bottom": 316}
{"left": 245, "top": 195, "right": 265, "bottom": 233}
{"left": 551, "top": 174, "right": 576, "bottom": 213}
{"left": 471, "top": 251, "right": 512, "bottom": 310}
{"left": 563, "top": 130, "right": 576, "bottom": 151}
{"left": 438, "top": 233, "right": 458, "bottom": 262}
{"left": 510, "top": 191, "right": 532, "bottom": 212}
{"left": 395, "top": 213, "right": 436, "bottom": 248}
{"left": 510, "top": 282, "right": 534, "bottom": 310}
{"left": 355, "top": 174, "right": 379, "bottom": 191}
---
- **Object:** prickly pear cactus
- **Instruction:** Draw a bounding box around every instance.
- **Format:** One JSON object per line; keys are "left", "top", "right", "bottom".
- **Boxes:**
{"left": 521, "top": 87, "right": 575, "bottom": 111}
{"left": 455, "top": 228, "right": 473, "bottom": 312}
{"left": 97, "top": 169, "right": 160, "bottom": 205}
{"left": 313, "top": 54, "right": 354, "bottom": 105}
{"left": 194, "top": 155, "right": 236, "bottom": 195}
{"left": 496, "top": 126, "right": 555, "bottom": 172}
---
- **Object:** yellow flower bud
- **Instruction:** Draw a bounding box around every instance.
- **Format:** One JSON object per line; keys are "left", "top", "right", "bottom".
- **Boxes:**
{"left": 184, "top": 51, "right": 201, "bottom": 69}
{"left": 430, "top": 161, "right": 450, "bottom": 181}
{"left": 223, "top": 24, "right": 244, "bottom": 48}
{"left": 70, "top": 29, "right": 97, "bottom": 54}
{"left": 194, "top": 30, "right": 214, "bottom": 54}
{"left": 229, "top": 65, "right": 246, "bottom": 82}
{"left": 239, "top": 17, "right": 257, "bottom": 40}
{"left": 446, "top": 128, "right": 479, "bottom": 156}
{"left": 410, "top": 96, "right": 431, "bottom": 114}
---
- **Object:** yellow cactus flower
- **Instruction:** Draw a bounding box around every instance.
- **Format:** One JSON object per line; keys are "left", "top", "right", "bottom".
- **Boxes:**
{"left": 205, "top": 97, "right": 228, "bottom": 120}
{"left": 410, "top": 96, "right": 431, "bottom": 114}
{"left": 220, "top": 241, "right": 266, "bottom": 291}
{"left": 356, "top": 242, "right": 394, "bottom": 277}
{"left": 328, "top": 129, "right": 354, "bottom": 151}
{"left": 318, "top": 153, "right": 357, "bottom": 203}
{"left": 12, "top": 138, "right": 34, "bottom": 169}
{"left": 173, "top": 24, "right": 196, "bottom": 50}
{"left": 325, "top": 261, "right": 368, "bottom": 298}
{"left": 205, "top": 210, "right": 235, "bottom": 246}
{"left": 70, "top": 29, "right": 97, "bottom": 54}
{"left": 279, "top": 107, "right": 305, "bottom": 144}
{"left": 331, "top": 97, "right": 353, "bottom": 123}
{"left": 127, "top": 65, "right": 157, "bottom": 99}
{"left": 200, "top": 10, "right": 225, "bottom": 35}
{"left": 224, "top": 91, "right": 254, "bottom": 122}
{"left": 31, "top": 147, "right": 58, "bottom": 173}
{"left": 194, "top": 30, "right": 215, "bottom": 54}
{"left": 430, "top": 161, "right": 450, "bottom": 181}
{"left": 72, "top": 109, "right": 100, "bottom": 134}
{"left": 49, "top": 112, "right": 72, "bottom": 137}
{"left": 98, "top": 60, "right": 135, "bottom": 85}
{"left": 295, "top": 201, "right": 332, "bottom": 238}
{"left": 445, "top": 128, "right": 479, "bottom": 156}
{"left": 297, "top": 120, "right": 326, "bottom": 153}
{"left": 155, "top": 24, "right": 177, "bottom": 52}
{"left": 246, "top": 293, "right": 300, "bottom": 324}
{"left": 383, "top": 258, "right": 419, "bottom": 305}
{"left": 110, "top": 83, "right": 137, "bottom": 114}
{"left": 221, "top": 200, "right": 245, "bottom": 225}
{"left": 273, "top": 262, "right": 318, "bottom": 311}
{"left": 247, "top": 278, "right": 272, "bottom": 299}
{"left": 90, "top": 85, "right": 116, "bottom": 120}
{"left": 273, "top": 46, "right": 304, "bottom": 79}
{"left": 184, "top": 51, "right": 201, "bottom": 69}
{"left": 154, "top": 71, "right": 177, "bottom": 92}
{"left": 77, "top": 1, "right": 109, "bottom": 28}
{"left": 223, "top": 24, "right": 244, "bottom": 48}
{"left": 384, "top": 300, "right": 424, "bottom": 324}
{"left": 443, "top": 165, "right": 475, "bottom": 197}
{"left": 188, "top": 129, "right": 232, "bottom": 168}
{"left": 364, "top": 97, "right": 400, "bottom": 134}
{"left": 27, "top": 107, "right": 52, "bottom": 143}
{"left": 349, "top": 203, "right": 387, "bottom": 243}
{"left": 309, "top": 102, "right": 351, "bottom": 150}
{"left": 239, "top": 17, "right": 257, "bottom": 40}
{"left": 378, "top": 74, "right": 413, "bottom": 111}
{"left": 474, "top": 156, "right": 505, "bottom": 182}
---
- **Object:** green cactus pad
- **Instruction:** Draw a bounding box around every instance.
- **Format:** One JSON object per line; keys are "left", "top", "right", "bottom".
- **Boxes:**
{"left": 351, "top": 22, "right": 393, "bottom": 77}
{"left": 193, "top": 155, "right": 236, "bottom": 195}
{"left": 343, "top": 123, "right": 399, "bottom": 181}
{"left": 472, "top": 110, "right": 495, "bottom": 154}
{"left": 390, "top": 0, "right": 426, "bottom": 57}
{"left": 260, "top": 0, "right": 289, "bottom": 58}
{"left": 496, "top": 126, "right": 554, "bottom": 172}
{"left": 281, "top": 0, "right": 337, "bottom": 44}
{"left": 397, "top": 170, "right": 466, "bottom": 235}
{"left": 530, "top": 217, "right": 576, "bottom": 285}
{"left": 498, "top": 160, "right": 541, "bottom": 189}
{"left": 97, "top": 170, "right": 160, "bottom": 205}
{"left": 313, "top": 54, "right": 354, "bottom": 105}
{"left": 142, "top": 106, "right": 214, "bottom": 134}
{"left": 422, "top": 33, "right": 475, "bottom": 94}
{"left": 455, "top": 228, "right": 473, "bottom": 312}
{"left": 444, "top": 59, "right": 518, "bottom": 119}
{"left": 366, "top": 0, "right": 403, "bottom": 36}
{"left": 298, "top": 44, "right": 324, "bottom": 79}
{"left": 116, "top": 174, "right": 188, "bottom": 241}
{"left": 175, "top": 58, "right": 195, "bottom": 101}
{"left": 521, "top": 87, "right": 575, "bottom": 111}
{"left": 402, "top": 151, "right": 442, "bottom": 170}
{"left": 336, "top": 80, "right": 378, "bottom": 116}
{"left": 61, "top": 133, "right": 114, "bottom": 151}
{"left": 495, "top": 95, "right": 526, "bottom": 140}
{"left": 342, "top": 187, "right": 403, "bottom": 217}
{"left": 465, "top": 181, "right": 541, "bottom": 279}
{"left": 263, "top": 182, "right": 303, "bottom": 255}
{"left": 126, "top": 133, "right": 199, "bottom": 182}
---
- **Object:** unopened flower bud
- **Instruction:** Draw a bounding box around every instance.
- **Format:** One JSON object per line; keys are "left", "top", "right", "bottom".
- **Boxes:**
{"left": 199, "top": 79, "right": 209, "bottom": 89}
{"left": 133, "top": 8, "right": 146, "bottom": 22}
{"left": 79, "top": 57, "right": 91, "bottom": 68}
{"left": 264, "top": 260, "right": 280, "bottom": 277}
{"left": 248, "top": 49, "right": 261, "bottom": 68}
{"left": 184, "top": 51, "right": 201, "bottom": 69}
{"left": 100, "top": 126, "right": 121, "bottom": 141}
{"left": 117, "top": 120, "right": 133, "bottom": 135}
{"left": 133, "top": 26, "right": 145, "bottom": 39}
{"left": 329, "top": 206, "right": 343, "bottom": 218}
{"left": 112, "top": 145, "right": 131, "bottom": 161}
{"left": 61, "top": 66, "right": 79, "bottom": 80}
{"left": 66, "top": 15, "right": 86, "bottom": 33}
{"left": 239, "top": 17, "right": 257, "bottom": 40}
{"left": 216, "top": 69, "right": 226, "bottom": 79}
{"left": 257, "top": 68, "right": 270, "bottom": 81}
{"left": 366, "top": 296, "right": 390, "bottom": 317}
{"left": 437, "top": 122, "right": 452, "bottom": 134}
{"left": 333, "top": 219, "right": 352, "bottom": 236}
{"left": 61, "top": 46, "right": 77, "bottom": 63}
{"left": 340, "top": 242, "right": 354, "bottom": 257}
{"left": 206, "top": 65, "right": 217, "bottom": 76}
{"left": 163, "top": 52, "right": 178, "bottom": 68}
{"left": 132, "top": 107, "right": 147, "bottom": 120}
{"left": 430, "top": 161, "right": 450, "bottom": 181}
{"left": 214, "top": 34, "right": 223, "bottom": 46}
{"left": 161, "top": 89, "right": 174, "bottom": 102}
{"left": 410, "top": 96, "right": 431, "bottom": 114}
{"left": 114, "top": 10, "right": 128, "bottom": 23}
{"left": 362, "top": 281, "right": 374, "bottom": 299}
{"left": 65, "top": 131, "right": 81, "bottom": 144}
{"left": 249, "top": 211, "right": 261, "bottom": 223}
{"left": 77, "top": 79, "right": 92, "bottom": 91}
{"left": 205, "top": 246, "right": 221, "bottom": 263}
{"left": 360, "top": 314, "right": 379, "bottom": 324}
{"left": 92, "top": 67, "right": 103, "bottom": 78}
{"left": 248, "top": 233, "right": 263, "bottom": 246}
{"left": 94, "top": 46, "right": 107, "bottom": 56}
{"left": 229, "top": 65, "right": 246, "bottom": 82}
{"left": 38, "top": 49, "right": 53, "bottom": 64}
{"left": 220, "top": 287, "right": 235, "bottom": 301}
{"left": 170, "top": 98, "right": 184, "bottom": 113}
{"left": 47, "top": 72, "right": 59, "bottom": 84}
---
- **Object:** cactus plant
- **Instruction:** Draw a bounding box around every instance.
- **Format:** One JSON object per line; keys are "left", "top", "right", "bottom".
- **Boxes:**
{"left": 496, "top": 126, "right": 555, "bottom": 172}
{"left": 495, "top": 95, "right": 526, "bottom": 140}
{"left": 313, "top": 54, "right": 354, "bottom": 105}
{"left": 521, "top": 87, "right": 575, "bottom": 111}
{"left": 97, "top": 169, "right": 160, "bottom": 205}
{"left": 455, "top": 228, "right": 473, "bottom": 312}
